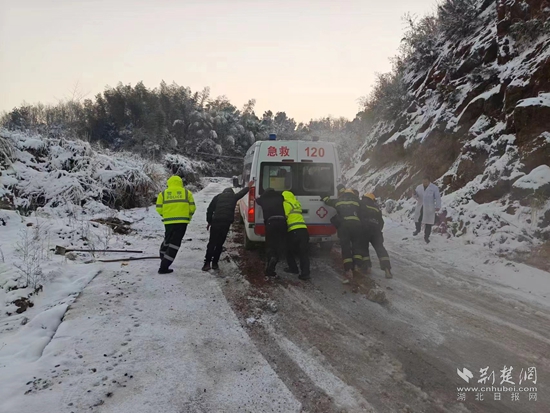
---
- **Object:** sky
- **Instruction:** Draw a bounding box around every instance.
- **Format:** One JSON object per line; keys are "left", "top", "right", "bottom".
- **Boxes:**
{"left": 0, "top": 0, "right": 436, "bottom": 123}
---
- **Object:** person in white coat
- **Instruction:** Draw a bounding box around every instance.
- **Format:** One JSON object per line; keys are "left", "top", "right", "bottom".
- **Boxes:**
{"left": 413, "top": 176, "right": 441, "bottom": 243}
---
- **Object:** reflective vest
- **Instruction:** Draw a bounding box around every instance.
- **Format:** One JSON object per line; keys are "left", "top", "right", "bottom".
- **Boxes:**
{"left": 156, "top": 176, "right": 196, "bottom": 225}
{"left": 282, "top": 191, "right": 307, "bottom": 232}
{"left": 322, "top": 190, "right": 360, "bottom": 223}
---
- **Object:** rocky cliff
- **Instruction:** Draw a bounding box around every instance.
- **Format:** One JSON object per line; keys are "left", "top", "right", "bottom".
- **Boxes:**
{"left": 346, "top": 0, "right": 550, "bottom": 255}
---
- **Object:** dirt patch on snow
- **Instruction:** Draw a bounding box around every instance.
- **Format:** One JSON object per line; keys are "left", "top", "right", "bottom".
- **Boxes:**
{"left": 511, "top": 241, "right": 550, "bottom": 272}
{"left": 91, "top": 217, "right": 133, "bottom": 235}
{"left": 12, "top": 297, "right": 34, "bottom": 314}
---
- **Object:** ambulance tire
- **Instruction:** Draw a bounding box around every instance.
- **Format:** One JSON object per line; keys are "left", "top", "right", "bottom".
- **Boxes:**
{"left": 319, "top": 241, "right": 334, "bottom": 253}
{"left": 244, "top": 230, "right": 257, "bottom": 251}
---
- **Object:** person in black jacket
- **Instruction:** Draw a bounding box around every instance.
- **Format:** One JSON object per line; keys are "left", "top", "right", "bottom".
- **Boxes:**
{"left": 322, "top": 184, "right": 367, "bottom": 283}
{"left": 359, "top": 193, "right": 392, "bottom": 279}
{"left": 256, "top": 188, "right": 287, "bottom": 277}
{"left": 203, "top": 181, "right": 252, "bottom": 271}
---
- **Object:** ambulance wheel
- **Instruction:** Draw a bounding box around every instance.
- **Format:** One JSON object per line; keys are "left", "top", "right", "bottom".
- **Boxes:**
{"left": 244, "top": 231, "right": 256, "bottom": 250}
{"left": 319, "top": 242, "right": 334, "bottom": 253}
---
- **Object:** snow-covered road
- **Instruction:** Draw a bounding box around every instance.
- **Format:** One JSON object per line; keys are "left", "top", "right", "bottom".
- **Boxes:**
{"left": 0, "top": 180, "right": 300, "bottom": 413}
{"left": 221, "top": 204, "right": 550, "bottom": 413}
{"left": 0, "top": 178, "right": 548, "bottom": 413}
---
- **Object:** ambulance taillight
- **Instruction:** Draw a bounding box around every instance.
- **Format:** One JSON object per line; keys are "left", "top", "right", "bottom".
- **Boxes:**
{"left": 248, "top": 186, "right": 255, "bottom": 223}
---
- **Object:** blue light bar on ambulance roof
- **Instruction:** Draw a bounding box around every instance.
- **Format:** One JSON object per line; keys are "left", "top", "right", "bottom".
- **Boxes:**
{"left": 268, "top": 133, "right": 277, "bottom": 140}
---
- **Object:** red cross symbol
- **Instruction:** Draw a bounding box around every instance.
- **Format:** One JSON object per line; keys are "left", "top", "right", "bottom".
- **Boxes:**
{"left": 316, "top": 207, "right": 328, "bottom": 219}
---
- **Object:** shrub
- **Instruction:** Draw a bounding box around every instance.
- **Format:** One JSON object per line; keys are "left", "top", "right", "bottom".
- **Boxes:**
{"left": 400, "top": 13, "right": 440, "bottom": 72}
{"left": 14, "top": 222, "right": 50, "bottom": 289}
{"left": 437, "top": 0, "right": 479, "bottom": 39}
{"left": 0, "top": 133, "right": 14, "bottom": 167}
{"left": 509, "top": 19, "right": 550, "bottom": 50}
{"left": 359, "top": 70, "right": 409, "bottom": 120}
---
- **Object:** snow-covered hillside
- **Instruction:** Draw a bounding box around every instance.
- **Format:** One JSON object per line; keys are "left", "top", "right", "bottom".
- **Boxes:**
{"left": 0, "top": 129, "right": 212, "bottom": 320}
{"left": 0, "top": 129, "right": 209, "bottom": 213}
{"left": 346, "top": 0, "right": 550, "bottom": 257}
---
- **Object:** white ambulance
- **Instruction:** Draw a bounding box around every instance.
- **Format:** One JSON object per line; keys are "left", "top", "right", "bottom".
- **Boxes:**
{"left": 236, "top": 134, "right": 341, "bottom": 250}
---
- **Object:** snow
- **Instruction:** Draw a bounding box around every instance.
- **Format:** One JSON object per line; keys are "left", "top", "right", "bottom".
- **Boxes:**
{"left": 512, "top": 165, "right": 550, "bottom": 190}
{"left": 0, "top": 129, "right": 208, "bottom": 212}
{"left": 270, "top": 330, "right": 374, "bottom": 412}
{"left": 0, "top": 304, "right": 68, "bottom": 365}
{"left": 382, "top": 216, "right": 550, "bottom": 307}
{"left": 0, "top": 168, "right": 548, "bottom": 411}
{"left": 516, "top": 92, "right": 550, "bottom": 108}
{"left": 0, "top": 180, "right": 302, "bottom": 412}
{"left": 471, "top": 84, "right": 501, "bottom": 103}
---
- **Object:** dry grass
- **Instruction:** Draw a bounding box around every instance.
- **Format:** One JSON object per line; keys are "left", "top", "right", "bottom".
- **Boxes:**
{"left": 0, "top": 133, "right": 14, "bottom": 165}
{"left": 519, "top": 241, "right": 550, "bottom": 272}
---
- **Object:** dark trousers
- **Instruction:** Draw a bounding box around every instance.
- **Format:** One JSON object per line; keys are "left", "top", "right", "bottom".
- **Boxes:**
{"left": 205, "top": 223, "right": 231, "bottom": 264}
{"left": 265, "top": 217, "right": 287, "bottom": 276}
{"left": 159, "top": 223, "right": 188, "bottom": 270}
{"left": 364, "top": 227, "right": 391, "bottom": 270}
{"left": 339, "top": 222, "right": 367, "bottom": 271}
{"left": 286, "top": 228, "right": 310, "bottom": 276}
{"left": 415, "top": 207, "right": 432, "bottom": 239}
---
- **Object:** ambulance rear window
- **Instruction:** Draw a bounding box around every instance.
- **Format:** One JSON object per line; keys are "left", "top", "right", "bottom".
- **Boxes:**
{"left": 259, "top": 162, "right": 334, "bottom": 195}
{"left": 302, "top": 164, "right": 333, "bottom": 194}
{"left": 260, "top": 164, "right": 293, "bottom": 192}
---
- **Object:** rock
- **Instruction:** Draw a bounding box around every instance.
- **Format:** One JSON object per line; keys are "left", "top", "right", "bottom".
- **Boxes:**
{"left": 517, "top": 133, "right": 550, "bottom": 174}
{"left": 20, "top": 316, "right": 29, "bottom": 325}
{"left": 514, "top": 97, "right": 550, "bottom": 145}
{"left": 266, "top": 302, "right": 278, "bottom": 313}
{"left": 450, "top": 149, "right": 490, "bottom": 192}
{"left": 512, "top": 165, "right": 550, "bottom": 198}
{"left": 472, "top": 179, "right": 514, "bottom": 204}
{"left": 482, "top": 39, "right": 499, "bottom": 64}
{"left": 65, "top": 252, "right": 78, "bottom": 261}
{"left": 13, "top": 297, "right": 34, "bottom": 314}
{"left": 367, "top": 288, "right": 387, "bottom": 304}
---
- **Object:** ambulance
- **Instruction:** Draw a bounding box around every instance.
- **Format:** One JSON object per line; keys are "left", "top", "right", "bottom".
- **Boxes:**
{"left": 236, "top": 134, "right": 340, "bottom": 250}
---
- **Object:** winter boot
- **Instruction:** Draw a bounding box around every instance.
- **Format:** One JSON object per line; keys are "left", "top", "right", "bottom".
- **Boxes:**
{"left": 265, "top": 258, "right": 277, "bottom": 277}
{"left": 202, "top": 261, "right": 211, "bottom": 271}
{"left": 413, "top": 231, "right": 420, "bottom": 236}
{"left": 424, "top": 236, "right": 430, "bottom": 244}
{"left": 158, "top": 268, "right": 174, "bottom": 274}
{"left": 298, "top": 273, "right": 311, "bottom": 281}
{"left": 212, "top": 262, "right": 219, "bottom": 270}
{"left": 384, "top": 268, "right": 393, "bottom": 279}
{"left": 342, "top": 269, "right": 353, "bottom": 284}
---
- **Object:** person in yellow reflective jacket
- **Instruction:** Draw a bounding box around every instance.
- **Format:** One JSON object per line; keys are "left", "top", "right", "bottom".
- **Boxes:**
{"left": 156, "top": 175, "right": 196, "bottom": 274}
{"left": 282, "top": 191, "right": 310, "bottom": 280}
